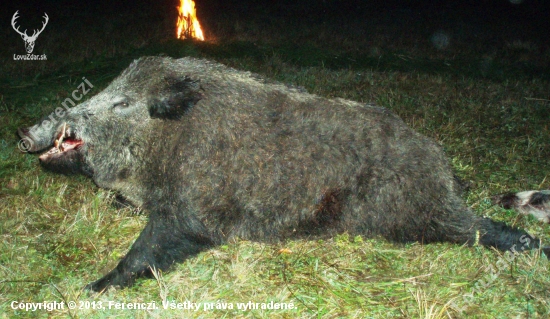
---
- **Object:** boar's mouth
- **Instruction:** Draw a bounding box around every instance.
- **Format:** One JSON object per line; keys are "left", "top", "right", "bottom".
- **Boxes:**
{"left": 38, "top": 123, "right": 84, "bottom": 162}
{"left": 18, "top": 122, "right": 90, "bottom": 176}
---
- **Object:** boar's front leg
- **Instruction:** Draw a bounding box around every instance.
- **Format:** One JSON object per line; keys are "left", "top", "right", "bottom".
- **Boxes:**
{"left": 85, "top": 209, "right": 214, "bottom": 292}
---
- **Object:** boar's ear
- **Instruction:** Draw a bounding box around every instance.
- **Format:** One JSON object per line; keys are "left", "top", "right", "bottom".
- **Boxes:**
{"left": 148, "top": 76, "right": 202, "bottom": 120}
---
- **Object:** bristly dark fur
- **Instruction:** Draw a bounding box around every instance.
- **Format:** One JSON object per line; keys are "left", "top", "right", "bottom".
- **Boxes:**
{"left": 148, "top": 76, "right": 202, "bottom": 119}
{"left": 17, "top": 56, "right": 548, "bottom": 292}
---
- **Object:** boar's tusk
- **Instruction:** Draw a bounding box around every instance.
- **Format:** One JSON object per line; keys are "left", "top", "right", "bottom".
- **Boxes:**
{"left": 55, "top": 123, "right": 67, "bottom": 151}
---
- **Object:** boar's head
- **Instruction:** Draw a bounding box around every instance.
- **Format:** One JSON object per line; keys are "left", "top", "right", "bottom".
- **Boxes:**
{"left": 18, "top": 57, "right": 202, "bottom": 198}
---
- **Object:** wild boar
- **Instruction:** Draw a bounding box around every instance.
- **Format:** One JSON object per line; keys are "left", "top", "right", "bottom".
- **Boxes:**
{"left": 17, "top": 56, "right": 548, "bottom": 292}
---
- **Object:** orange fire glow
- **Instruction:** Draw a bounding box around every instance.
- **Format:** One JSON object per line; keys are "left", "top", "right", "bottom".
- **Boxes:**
{"left": 176, "top": 0, "right": 204, "bottom": 40}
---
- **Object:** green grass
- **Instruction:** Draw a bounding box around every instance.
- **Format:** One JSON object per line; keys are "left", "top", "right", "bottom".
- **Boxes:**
{"left": 1, "top": 2, "right": 550, "bottom": 318}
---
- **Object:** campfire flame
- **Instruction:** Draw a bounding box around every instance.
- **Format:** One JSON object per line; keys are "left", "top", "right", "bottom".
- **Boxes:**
{"left": 176, "top": 0, "right": 204, "bottom": 40}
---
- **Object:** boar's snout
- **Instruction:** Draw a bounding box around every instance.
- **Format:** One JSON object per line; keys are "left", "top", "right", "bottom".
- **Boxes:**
{"left": 17, "top": 126, "right": 51, "bottom": 153}
{"left": 17, "top": 122, "right": 88, "bottom": 176}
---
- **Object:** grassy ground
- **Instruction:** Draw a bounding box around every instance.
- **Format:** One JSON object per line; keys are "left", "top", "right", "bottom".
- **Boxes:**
{"left": 1, "top": 1, "right": 550, "bottom": 318}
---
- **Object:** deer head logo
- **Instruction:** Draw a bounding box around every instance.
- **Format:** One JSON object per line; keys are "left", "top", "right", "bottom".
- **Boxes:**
{"left": 12, "top": 11, "right": 49, "bottom": 54}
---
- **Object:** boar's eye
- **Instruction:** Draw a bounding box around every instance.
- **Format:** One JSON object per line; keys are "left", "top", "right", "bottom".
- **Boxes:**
{"left": 113, "top": 101, "right": 129, "bottom": 109}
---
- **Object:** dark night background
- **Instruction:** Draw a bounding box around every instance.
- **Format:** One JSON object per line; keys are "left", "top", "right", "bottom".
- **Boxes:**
{"left": 2, "top": 0, "right": 549, "bottom": 80}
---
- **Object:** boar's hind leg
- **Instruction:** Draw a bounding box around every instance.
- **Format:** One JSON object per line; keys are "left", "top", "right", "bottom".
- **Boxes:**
{"left": 85, "top": 210, "right": 213, "bottom": 292}
{"left": 436, "top": 205, "right": 549, "bottom": 256}
{"left": 476, "top": 217, "right": 549, "bottom": 255}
